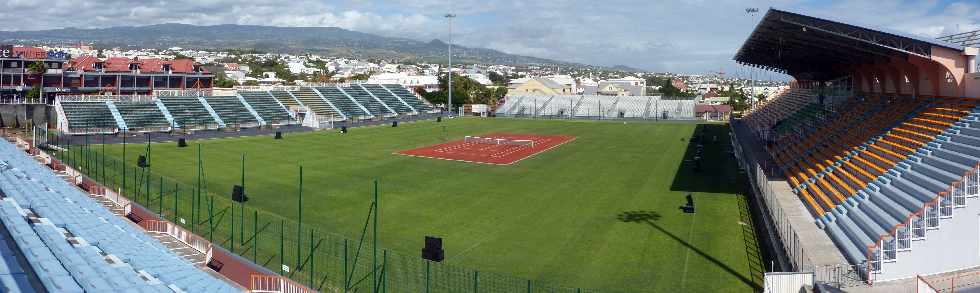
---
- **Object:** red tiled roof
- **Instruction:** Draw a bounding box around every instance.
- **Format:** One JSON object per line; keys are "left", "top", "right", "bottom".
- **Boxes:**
{"left": 67, "top": 56, "right": 207, "bottom": 74}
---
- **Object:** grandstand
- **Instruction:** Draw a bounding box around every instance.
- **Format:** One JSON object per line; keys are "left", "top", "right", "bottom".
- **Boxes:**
{"left": 202, "top": 96, "right": 261, "bottom": 127}
{"left": 733, "top": 8, "right": 980, "bottom": 290}
{"left": 114, "top": 101, "right": 171, "bottom": 132}
{"left": 158, "top": 96, "right": 219, "bottom": 130}
{"left": 58, "top": 102, "right": 120, "bottom": 134}
{"left": 497, "top": 94, "right": 696, "bottom": 120}
{"left": 238, "top": 91, "right": 293, "bottom": 125}
{"left": 53, "top": 85, "right": 435, "bottom": 135}
{"left": 313, "top": 86, "right": 370, "bottom": 119}
{"left": 380, "top": 84, "right": 435, "bottom": 113}
{"left": 0, "top": 139, "right": 240, "bottom": 292}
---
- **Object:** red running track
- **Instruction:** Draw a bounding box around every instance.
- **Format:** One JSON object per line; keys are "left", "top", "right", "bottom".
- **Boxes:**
{"left": 398, "top": 133, "right": 576, "bottom": 165}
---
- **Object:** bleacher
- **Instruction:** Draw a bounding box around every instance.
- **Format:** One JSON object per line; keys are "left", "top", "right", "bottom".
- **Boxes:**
{"left": 359, "top": 84, "right": 415, "bottom": 114}
{"left": 757, "top": 93, "right": 980, "bottom": 276}
{"left": 287, "top": 88, "right": 344, "bottom": 120}
{"left": 202, "top": 96, "right": 259, "bottom": 126}
{"left": 743, "top": 88, "right": 815, "bottom": 137}
{"left": 158, "top": 96, "right": 218, "bottom": 129}
{"left": 498, "top": 94, "right": 695, "bottom": 120}
{"left": 60, "top": 102, "right": 119, "bottom": 134}
{"left": 381, "top": 84, "right": 433, "bottom": 112}
{"left": 269, "top": 90, "right": 301, "bottom": 108}
{"left": 341, "top": 85, "right": 395, "bottom": 117}
{"left": 114, "top": 102, "right": 171, "bottom": 131}
{"left": 238, "top": 92, "right": 292, "bottom": 124}
{"left": 652, "top": 99, "right": 696, "bottom": 120}
{"left": 608, "top": 96, "right": 650, "bottom": 118}
{"left": 0, "top": 140, "right": 239, "bottom": 292}
{"left": 0, "top": 218, "right": 39, "bottom": 292}
{"left": 314, "top": 87, "right": 369, "bottom": 118}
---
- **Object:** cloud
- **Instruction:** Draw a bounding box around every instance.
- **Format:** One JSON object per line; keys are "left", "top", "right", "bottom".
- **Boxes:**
{"left": 0, "top": 0, "right": 976, "bottom": 74}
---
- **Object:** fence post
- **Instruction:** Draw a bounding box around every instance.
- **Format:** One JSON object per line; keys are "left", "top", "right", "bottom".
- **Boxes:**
{"left": 425, "top": 260, "right": 430, "bottom": 293}
{"left": 174, "top": 183, "right": 179, "bottom": 221}
{"left": 253, "top": 210, "right": 258, "bottom": 262}
{"left": 158, "top": 176, "right": 163, "bottom": 216}
{"left": 344, "top": 239, "right": 349, "bottom": 290}
{"left": 208, "top": 195, "right": 214, "bottom": 242}
{"left": 230, "top": 202, "right": 235, "bottom": 253}
{"left": 527, "top": 279, "right": 531, "bottom": 293}
{"left": 473, "top": 271, "right": 479, "bottom": 293}
{"left": 281, "top": 219, "right": 285, "bottom": 276}
{"left": 309, "top": 228, "right": 315, "bottom": 290}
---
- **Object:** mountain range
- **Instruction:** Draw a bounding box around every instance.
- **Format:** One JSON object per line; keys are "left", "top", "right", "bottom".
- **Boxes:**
{"left": 0, "top": 23, "right": 592, "bottom": 67}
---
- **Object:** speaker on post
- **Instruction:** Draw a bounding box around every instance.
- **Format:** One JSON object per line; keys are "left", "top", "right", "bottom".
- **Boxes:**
{"left": 137, "top": 155, "right": 149, "bottom": 168}
{"left": 436, "top": 116, "right": 442, "bottom": 123}
{"left": 340, "top": 126, "right": 348, "bottom": 134}
{"left": 232, "top": 185, "right": 248, "bottom": 202}
{"left": 177, "top": 138, "right": 187, "bottom": 147}
{"left": 392, "top": 121, "right": 398, "bottom": 127}
{"left": 274, "top": 131, "right": 283, "bottom": 140}
{"left": 422, "top": 236, "right": 444, "bottom": 262}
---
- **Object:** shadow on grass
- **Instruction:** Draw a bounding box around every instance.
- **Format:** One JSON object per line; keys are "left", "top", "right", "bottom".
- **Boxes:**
{"left": 617, "top": 210, "right": 762, "bottom": 291}
{"left": 669, "top": 124, "right": 741, "bottom": 194}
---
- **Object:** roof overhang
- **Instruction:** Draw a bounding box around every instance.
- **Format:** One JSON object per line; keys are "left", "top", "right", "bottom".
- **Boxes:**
{"left": 734, "top": 8, "right": 965, "bottom": 81}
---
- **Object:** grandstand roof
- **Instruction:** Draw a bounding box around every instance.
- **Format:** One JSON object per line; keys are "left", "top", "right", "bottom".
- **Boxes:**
{"left": 734, "top": 8, "right": 965, "bottom": 81}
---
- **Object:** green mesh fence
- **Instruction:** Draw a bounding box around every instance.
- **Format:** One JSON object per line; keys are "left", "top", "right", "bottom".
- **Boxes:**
{"left": 47, "top": 136, "right": 622, "bottom": 293}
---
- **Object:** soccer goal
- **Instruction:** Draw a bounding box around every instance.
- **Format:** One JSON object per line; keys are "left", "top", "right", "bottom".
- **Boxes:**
{"left": 464, "top": 136, "right": 535, "bottom": 147}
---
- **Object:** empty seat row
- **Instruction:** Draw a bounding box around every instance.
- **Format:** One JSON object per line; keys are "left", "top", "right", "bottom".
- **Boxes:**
{"left": 0, "top": 140, "right": 240, "bottom": 292}
{"left": 202, "top": 96, "right": 259, "bottom": 125}
{"left": 238, "top": 92, "right": 292, "bottom": 124}
{"left": 61, "top": 102, "right": 119, "bottom": 133}
{"left": 114, "top": 102, "right": 171, "bottom": 130}
{"left": 158, "top": 96, "right": 218, "bottom": 129}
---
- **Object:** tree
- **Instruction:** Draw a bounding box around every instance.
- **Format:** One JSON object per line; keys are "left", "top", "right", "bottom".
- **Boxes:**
{"left": 25, "top": 85, "right": 41, "bottom": 102}
{"left": 213, "top": 73, "right": 237, "bottom": 88}
{"left": 173, "top": 52, "right": 194, "bottom": 60}
{"left": 27, "top": 61, "right": 46, "bottom": 74}
{"left": 420, "top": 73, "right": 506, "bottom": 107}
{"left": 487, "top": 71, "right": 509, "bottom": 86}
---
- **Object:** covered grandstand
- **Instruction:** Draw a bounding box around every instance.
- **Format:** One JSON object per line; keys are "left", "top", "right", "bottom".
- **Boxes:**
{"left": 54, "top": 84, "right": 436, "bottom": 135}
{"left": 733, "top": 7, "right": 980, "bottom": 290}
{"left": 497, "top": 94, "right": 696, "bottom": 120}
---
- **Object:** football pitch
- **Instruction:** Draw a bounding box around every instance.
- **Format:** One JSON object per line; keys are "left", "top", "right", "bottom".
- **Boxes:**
{"left": 88, "top": 118, "right": 763, "bottom": 292}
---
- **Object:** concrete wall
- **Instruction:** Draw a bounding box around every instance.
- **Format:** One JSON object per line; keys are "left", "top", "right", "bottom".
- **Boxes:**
{"left": 879, "top": 195, "right": 980, "bottom": 281}
{"left": 0, "top": 104, "right": 53, "bottom": 128}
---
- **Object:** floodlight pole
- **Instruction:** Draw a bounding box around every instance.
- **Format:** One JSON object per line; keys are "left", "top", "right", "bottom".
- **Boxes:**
{"left": 446, "top": 13, "right": 457, "bottom": 116}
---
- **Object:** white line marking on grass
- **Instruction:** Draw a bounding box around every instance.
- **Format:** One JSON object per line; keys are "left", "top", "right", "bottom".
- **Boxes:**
{"left": 679, "top": 208, "right": 697, "bottom": 292}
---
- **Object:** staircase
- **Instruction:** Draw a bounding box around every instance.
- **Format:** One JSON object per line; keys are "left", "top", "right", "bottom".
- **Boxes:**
{"left": 235, "top": 94, "right": 266, "bottom": 126}
{"left": 197, "top": 96, "right": 226, "bottom": 128}
{"left": 105, "top": 101, "right": 129, "bottom": 132}
{"left": 154, "top": 99, "right": 177, "bottom": 128}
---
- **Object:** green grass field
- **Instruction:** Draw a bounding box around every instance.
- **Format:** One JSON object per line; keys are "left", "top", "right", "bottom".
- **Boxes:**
{"left": 80, "top": 118, "right": 762, "bottom": 292}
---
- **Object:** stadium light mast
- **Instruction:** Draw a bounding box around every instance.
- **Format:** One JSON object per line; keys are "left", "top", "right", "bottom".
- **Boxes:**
{"left": 445, "top": 13, "right": 456, "bottom": 116}
{"left": 745, "top": 7, "right": 760, "bottom": 110}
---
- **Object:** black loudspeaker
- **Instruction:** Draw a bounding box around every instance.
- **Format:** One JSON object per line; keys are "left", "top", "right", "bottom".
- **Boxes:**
{"left": 436, "top": 116, "right": 442, "bottom": 123}
{"left": 422, "top": 236, "right": 445, "bottom": 262}
{"left": 137, "top": 155, "right": 149, "bottom": 168}
{"left": 274, "top": 131, "right": 283, "bottom": 139}
{"left": 340, "top": 126, "right": 348, "bottom": 134}
{"left": 232, "top": 185, "right": 248, "bottom": 202}
{"left": 178, "top": 138, "right": 187, "bottom": 147}
{"left": 392, "top": 121, "right": 398, "bottom": 127}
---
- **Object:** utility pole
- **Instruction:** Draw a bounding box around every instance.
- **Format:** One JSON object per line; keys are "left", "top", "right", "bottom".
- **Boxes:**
{"left": 445, "top": 13, "right": 457, "bottom": 116}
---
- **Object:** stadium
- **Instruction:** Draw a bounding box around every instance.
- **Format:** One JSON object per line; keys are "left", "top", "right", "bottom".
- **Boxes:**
{"left": 0, "top": 6, "right": 977, "bottom": 293}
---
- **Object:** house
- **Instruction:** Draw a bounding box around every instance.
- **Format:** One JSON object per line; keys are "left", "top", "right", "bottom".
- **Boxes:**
{"left": 598, "top": 77, "right": 646, "bottom": 96}
{"left": 509, "top": 77, "right": 573, "bottom": 95}
{"left": 694, "top": 104, "right": 732, "bottom": 121}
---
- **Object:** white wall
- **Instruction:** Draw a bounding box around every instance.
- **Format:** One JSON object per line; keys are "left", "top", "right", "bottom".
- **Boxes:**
{"left": 879, "top": 195, "right": 980, "bottom": 281}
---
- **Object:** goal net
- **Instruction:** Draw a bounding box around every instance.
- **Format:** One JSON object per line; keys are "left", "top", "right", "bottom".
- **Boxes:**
{"left": 464, "top": 136, "right": 535, "bottom": 147}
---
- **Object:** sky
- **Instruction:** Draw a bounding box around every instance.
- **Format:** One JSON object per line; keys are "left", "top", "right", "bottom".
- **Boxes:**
{"left": 0, "top": 0, "right": 977, "bottom": 75}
